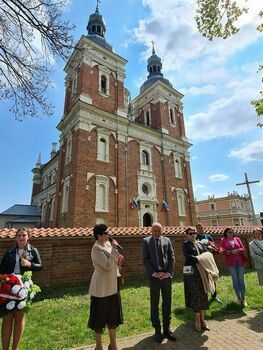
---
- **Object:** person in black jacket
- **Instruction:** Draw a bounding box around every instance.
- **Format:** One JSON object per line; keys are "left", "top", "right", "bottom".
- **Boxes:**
{"left": 183, "top": 226, "right": 210, "bottom": 332}
{"left": 0, "top": 227, "right": 42, "bottom": 350}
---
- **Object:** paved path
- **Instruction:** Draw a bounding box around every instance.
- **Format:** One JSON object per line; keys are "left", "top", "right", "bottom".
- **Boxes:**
{"left": 71, "top": 310, "right": 263, "bottom": 349}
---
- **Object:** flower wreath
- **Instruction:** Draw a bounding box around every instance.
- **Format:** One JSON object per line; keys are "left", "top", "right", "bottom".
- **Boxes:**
{"left": 0, "top": 271, "right": 41, "bottom": 318}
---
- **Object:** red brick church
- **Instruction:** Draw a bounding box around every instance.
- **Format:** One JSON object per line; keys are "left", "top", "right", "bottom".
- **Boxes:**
{"left": 31, "top": 4, "right": 196, "bottom": 228}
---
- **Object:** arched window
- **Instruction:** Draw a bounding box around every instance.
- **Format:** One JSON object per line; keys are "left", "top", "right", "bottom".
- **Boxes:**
{"left": 98, "top": 184, "right": 106, "bottom": 211}
{"left": 177, "top": 191, "right": 186, "bottom": 217}
{"left": 157, "top": 66, "right": 160, "bottom": 72}
{"left": 99, "top": 138, "right": 107, "bottom": 161}
{"left": 143, "top": 213, "right": 152, "bottom": 227}
{"left": 174, "top": 158, "right": 182, "bottom": 178}
{"left": 142, "top": 184, "right": 149, "bottom": 195}
{"left": 62, "top": 181, "right": 70, "bottom": 213}
{"left": 170, "top": 108, "right": 175, "bottom": 125}
{"left": 92, "top": 25, "right": 96, "bottom": 32}
{"left": 153, "top": 65, "right": 157, "bottom": 72}
{"left": 146, "top": 111, "right": 150, "bottom": 126}
{"left": 97, "top": 25, "right": 101, "bottom": 34}
{"left": 101, "top": 75, "right": 107, "bottom": 94}
{"left": 142, "top": 150, "right": 149, "bottom": 165}
{"left": 149, "top": 67, "right": 152, "bottom": 73}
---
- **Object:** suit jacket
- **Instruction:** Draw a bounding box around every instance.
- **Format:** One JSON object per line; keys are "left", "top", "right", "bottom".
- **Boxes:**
{"left": 220, "top": 236, "right": 245, "bottom": 267}
{"left": 142, "top": 235, "right": 175, "bottom": 278}
{"left": 88, "top": 241, "right": 119, "bottom": 298}
{"left": 0, "top": 244, "right": 42, "bottom": 275}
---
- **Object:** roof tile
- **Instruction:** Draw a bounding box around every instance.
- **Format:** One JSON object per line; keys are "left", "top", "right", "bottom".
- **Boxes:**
{"left": 0, "top": 226, "right": 260, "bottom": 239}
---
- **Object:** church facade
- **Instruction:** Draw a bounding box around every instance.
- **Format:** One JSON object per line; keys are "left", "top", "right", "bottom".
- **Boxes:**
{"left": 31, "top": 5, "right": 196, "bottom": 228}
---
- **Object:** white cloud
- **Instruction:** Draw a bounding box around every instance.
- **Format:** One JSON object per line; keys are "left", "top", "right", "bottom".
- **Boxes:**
{"left": 186, "top": 84, "right": 217, "bottom": 96}
{"left": 229, "top": 139, "right": 263, "bottom": 162}
{"left": 209, "top": 174, "right": 229, "bottom": 182}
{"left": 185, "top": 75, "right": 259, "bottom": 142}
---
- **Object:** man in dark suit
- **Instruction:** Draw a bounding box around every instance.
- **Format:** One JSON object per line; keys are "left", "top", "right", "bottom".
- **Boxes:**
{"left": 142, "top": 222, "right": 176, "bottom": 343}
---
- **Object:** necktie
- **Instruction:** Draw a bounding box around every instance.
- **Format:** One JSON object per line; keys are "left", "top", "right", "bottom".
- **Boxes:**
{"left": 155, "top": 238, "right": 163, "bottom": 270}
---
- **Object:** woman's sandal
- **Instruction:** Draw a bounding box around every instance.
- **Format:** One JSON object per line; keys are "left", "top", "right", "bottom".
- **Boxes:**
{"left": 201, "top": 322, "right": 210, "bottom": 331}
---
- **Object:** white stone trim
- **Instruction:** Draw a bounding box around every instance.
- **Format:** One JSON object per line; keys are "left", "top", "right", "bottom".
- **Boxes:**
{"left": 176, "top": 188, "right": 186, "bottom": 217}
{"left": 95, "top": 175, "right": 109, "bottom": 212}
{"left": 174, "top": 156, "right": 182, "bottom": 179}
{"left": 61, "top": 176, "right": 70, "bottom": 213}
{"left": 97, "top": 128, "right": 110, "bottom": 162}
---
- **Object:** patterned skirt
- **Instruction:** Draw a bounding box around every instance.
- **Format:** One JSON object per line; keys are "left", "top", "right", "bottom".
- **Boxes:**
{"left": 88, "top": 292, "right": 123, "bottom": 333}
{"left": 184, "top": 264, "right": 209, "bottom": 312}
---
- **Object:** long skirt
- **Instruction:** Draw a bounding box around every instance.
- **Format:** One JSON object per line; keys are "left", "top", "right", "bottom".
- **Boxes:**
{"left": 88, "top": 292, "right": 123, "bottom": 333}
{"left": 184, "top": 265, "right": 209, "bottom": 312}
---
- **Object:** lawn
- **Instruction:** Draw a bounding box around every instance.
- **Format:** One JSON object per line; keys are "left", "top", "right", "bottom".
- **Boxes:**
{"left": 1, "top": 269, "right": 262, "bottom": 350}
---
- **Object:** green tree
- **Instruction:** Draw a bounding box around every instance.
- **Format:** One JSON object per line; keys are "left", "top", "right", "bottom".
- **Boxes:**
{"left": 0, "top": 0, "right": 75, "bottom": 120}
{"left": 195, "top": 0, "right": 263, "bottom": 127}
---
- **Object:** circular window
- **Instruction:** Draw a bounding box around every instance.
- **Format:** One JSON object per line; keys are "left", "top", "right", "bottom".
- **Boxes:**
{"left": 142, "top": 184, "right": 149, "bottom": 195}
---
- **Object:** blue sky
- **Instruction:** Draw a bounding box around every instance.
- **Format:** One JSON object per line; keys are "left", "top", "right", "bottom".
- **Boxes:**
{"left": 0, "top": 0, "right": 262, "bottom": 214}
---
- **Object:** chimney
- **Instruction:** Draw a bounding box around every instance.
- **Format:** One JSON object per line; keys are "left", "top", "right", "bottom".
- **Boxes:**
{"left": 50, "top": 142, "right": 57, "bottom": 159}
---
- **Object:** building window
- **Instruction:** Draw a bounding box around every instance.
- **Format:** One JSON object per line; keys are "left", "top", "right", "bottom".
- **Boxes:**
{"left": 210, "top": 203, "right": 215, "bottom": 211}
{"left": 145, "top": 111, "right": 151, "bottom": 126}
{"left": 92, "top": 25, "right": 96, "bottom": 32}
{"left": 142, "top": 183, "right": 149, "bottom": 195}
{"left": 142, "top": 150, "right": 149, "bottom": 165}
{"left": 62, "top": 177, "right": 70, "bottom": 213}
{"left": 97, "top": 25, "right": 101, "bottom": 34}
{"left": 177, "top": 189, "right": 186, "bottom": 217}
{"left": 95, "top": 175, "right": 109, "bottom": 212}
{"left": 101, "top": 75, "right": 107, "bottom": 94}
{"left": 41, "top": 201, "right": 47, "bottom": 223}
{"left": 65, "top": 135, "right": 72, "bottom": 164}
{"left": 211, "top": 219, "right": 218, "bottom": 227}
{"left": 71, "top": 76, "right": 77, "bottom": 96}
{"left": 50, "top": 197, "right": 55, "bottom": 221}
{"left": 97, "top": 130, "right": 109, "bottom": 162}
{"left": 170, "top": 108, "right": 175, "bottom": 125}
{"left": 174, "top": 157, "right": 182, "bottom": 178}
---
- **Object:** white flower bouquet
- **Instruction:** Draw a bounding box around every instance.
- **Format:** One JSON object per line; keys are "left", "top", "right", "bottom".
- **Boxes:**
{"left": 0, "top": 271, "right": 41, "bottom": 317}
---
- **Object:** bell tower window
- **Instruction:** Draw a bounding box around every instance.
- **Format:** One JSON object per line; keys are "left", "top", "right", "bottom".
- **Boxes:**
{"left": 142, "top": 150, "right": 149, "bottom": 165}
{"left": 92, "top": 25, "right": 96, "bottom": 32}
{"left": 101, "top": 75, "right": 107, "bottom": 94}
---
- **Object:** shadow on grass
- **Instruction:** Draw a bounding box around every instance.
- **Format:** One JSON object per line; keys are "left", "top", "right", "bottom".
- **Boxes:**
{"left": 173, "top": 301, "right": 247, "bottom": 324}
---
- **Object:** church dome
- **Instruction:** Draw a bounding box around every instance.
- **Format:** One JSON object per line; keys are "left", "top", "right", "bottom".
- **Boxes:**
{"left": 140, "top": 44, "right": 173, "bottom": 93}
{"left": 86, "top": 3, "right": 113, "bottom": 52}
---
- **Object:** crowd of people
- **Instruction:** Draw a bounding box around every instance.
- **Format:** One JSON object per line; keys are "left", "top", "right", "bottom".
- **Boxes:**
{"left": 0, "top": 223, "right": 262, "bottom": 349}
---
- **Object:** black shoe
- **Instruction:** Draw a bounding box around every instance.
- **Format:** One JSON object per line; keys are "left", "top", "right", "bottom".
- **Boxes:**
{"left": 154, "top": 331, "right": 164, "bottom": 343}
{"left": 210, "top": 296, "right": 222, "bottom": 304}
{"left": 163, "top": 330, "right": 177, "bottom": 341}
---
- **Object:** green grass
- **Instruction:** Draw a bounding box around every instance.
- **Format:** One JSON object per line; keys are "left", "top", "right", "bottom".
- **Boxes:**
{"left": 0, "top": 269, "right": 262, "bottom": 350}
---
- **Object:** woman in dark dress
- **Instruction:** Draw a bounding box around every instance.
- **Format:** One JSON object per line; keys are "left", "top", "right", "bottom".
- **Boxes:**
{"left": 183, "top": 226, "right": 210, "bottom": 332}
{"left": 0, "top": 227, "right": 42, "bottom": 350}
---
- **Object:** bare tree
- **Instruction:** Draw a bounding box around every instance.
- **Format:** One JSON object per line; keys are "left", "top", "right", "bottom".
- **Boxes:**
{"left": 195, "top": 0, "right": 262, "bottom": 126}
{"left": 0, "top": 0, "right": 75, "bottom": 120}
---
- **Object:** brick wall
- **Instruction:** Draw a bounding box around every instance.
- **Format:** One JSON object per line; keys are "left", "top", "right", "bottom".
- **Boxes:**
{"left": 0, "top": 233, "right": 252, "bottom": 288}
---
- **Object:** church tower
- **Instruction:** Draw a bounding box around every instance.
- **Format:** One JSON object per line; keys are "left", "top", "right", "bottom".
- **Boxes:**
{"left": 31, "top": 2, "right": 195, "bottom": 228}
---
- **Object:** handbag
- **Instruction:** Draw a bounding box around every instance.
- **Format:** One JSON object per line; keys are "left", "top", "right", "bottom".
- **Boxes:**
{"left": 183, "top": 265, "right": 194, "bottom": 275}
{"left": 241, "top": 254, "right": 249, "bottom": 264}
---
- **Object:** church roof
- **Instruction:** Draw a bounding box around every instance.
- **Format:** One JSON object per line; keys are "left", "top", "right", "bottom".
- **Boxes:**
{"left": 0, "top": 205, "right": 41, "bottom": 217}
{"left": 0, "top": 226, "right": 257, "bottom": 239}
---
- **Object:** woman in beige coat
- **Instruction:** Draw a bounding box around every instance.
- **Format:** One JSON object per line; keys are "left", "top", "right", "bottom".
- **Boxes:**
{"left": 88, "top": 224, "right": 123, "bottom": 350}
